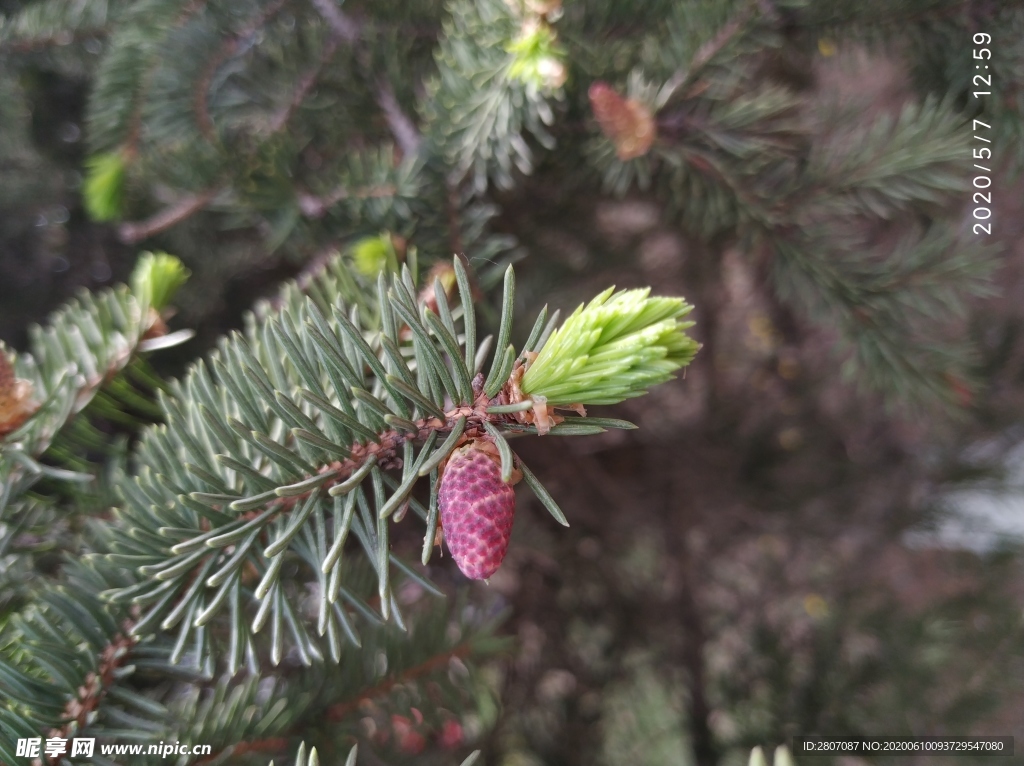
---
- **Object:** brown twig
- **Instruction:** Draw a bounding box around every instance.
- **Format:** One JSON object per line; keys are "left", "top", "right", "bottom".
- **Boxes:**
{"left": 268, "top": 32, "right": 344, "bottom": 133}
{"left": 118, "top": 187, "right": 223, "bottom": 244}
{"left": 0, "top": 29, "right": 107, "bottom": 54}
{"left": 193, "top": 641, "right": 476, "bottom": 764}
{"left": 660, "top": 4, "right": 757, "bottom": 103}
{"left": 326, "top": 640, "right": 475, "bottom": 721}
{"left": 193, "top": 0, "right": 288, "bottom": 141}
{"left": 44, "top": 625, "right": 138, "bottom": 764}
{"left": 123, "top": 0, "right": 211, "bottom": 156}
{"left": 241, "top": 382, "right": 497, "bottom": 526}
{"left": 307, "top": 0, "right": 422, "bottom": 157}
{"left": 375, "top": 79, "right": 422, "bottom": 158}
{"left": 296, "top": 183, "right": 398, "bottom": 219}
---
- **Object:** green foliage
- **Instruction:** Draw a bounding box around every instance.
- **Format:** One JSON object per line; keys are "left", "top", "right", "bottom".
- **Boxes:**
{"left": 131, "top": 251, "right": 191, "bottom": 312}
{"left": 0, "top": 253, "right": 189, "bottom": 516}
{"left": 520, "top": 288, "right": 699, "bottom": 406}
{"left": 565, "top": 3, "right": 995, "bottom": 410}
{"left": 0, "top": 244, "right": 690, "bottom": 760}
{"left": 350, "top": 234, "right": 402, "bottom": 279}
{"left": 0, "top": 253, "right": 190, "bottom": 633}
{"left": 2, "top": 0, "right": 996, "bottom": 410}
{"left": 83, "top": 151, "right": 127, "bottom": 221}
{"left": 0, "top": 0, "right": 115, "bottom": 49}
{"left": 2, "top": 0, "right": 1024, "bottom": 762}
{"left": 0, "top": 553, "right": 505, "bottom": 765}
{"left": 99, "top": 257, "right": 665, "bottom": 667}
{"left": 506, "top": 20, "right": 566, "bottom": 93}
{"left": 423, "top": 0, "right": 563, "bottom": 191}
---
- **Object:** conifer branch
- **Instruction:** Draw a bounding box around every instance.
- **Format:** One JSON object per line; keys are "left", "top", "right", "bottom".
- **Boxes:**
{"left": 85, "top": 257, "right": 694, "bottom": 660}
{"left": 296, "top": 184, "right": 399, "bottom": 219}
{"left": 1, "top": 254, "right": 189, "bottom": 516}
{"left": 375, "top": 79, "right": 422, "bottom": 159}
{"left": 121, "top": 0, "right": 210, "bottom": 157}
{"left": 0, "top": 27, "right": 106, "bottom": 53}
{"left": 49, "top": 627, "right": 139, "bottom": 745}
{"left": 268, "top": 32, "right": 345, "bottom": 133}
{"left": 307, "top": 0, "right": 359, "bottom": 44}
{"left": 193, "top": 0, "right": 289, "bottom": 141}
{"left": 202, "top": 640, "right": 476, "bottom": 763}
{"left": 118, "top": 187, "right": 223, "bottom": 244}
{"left": 323, "top": 639, "right": 475, "bottom": 721}
{"left": 307, "top": 0, "right": 422, "bottom": 157}
{"left": 0, "top": 0, "right": 111, "bottom": 53}
{"left": 661, "top": 3, "right": 757, "bottom": 102}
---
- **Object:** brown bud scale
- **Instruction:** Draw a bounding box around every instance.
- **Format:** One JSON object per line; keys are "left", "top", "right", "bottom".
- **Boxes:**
{"left": 589, "top": 81, "right": 656, "bottom": 161}
{"left": 0, "top": 352, "right": 36, "bottom": 437}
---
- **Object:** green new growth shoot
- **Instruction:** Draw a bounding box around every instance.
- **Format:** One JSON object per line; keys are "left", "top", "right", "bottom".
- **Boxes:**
{"left": 83, "top": 151, "right": 126, "bottom": 222}
{"left": 506, "top": 21, "right": 567, "bottom": 93}
{"left": 350, "top": 233, "right": 401, "bottom": 278}
{"left": 520, "top": 287, "right": 699, "bottom": 406}
{"left": 131, "top": 252, "right": 191, "bottom": 312}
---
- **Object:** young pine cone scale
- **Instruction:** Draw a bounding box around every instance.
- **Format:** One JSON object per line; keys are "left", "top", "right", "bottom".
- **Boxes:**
{"left": 439, "top": 439, "right": 517, "bottom": 580}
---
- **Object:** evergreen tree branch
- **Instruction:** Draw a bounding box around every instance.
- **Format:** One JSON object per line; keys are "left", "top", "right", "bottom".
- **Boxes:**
{"left": 268, "top": 31, "right": 345, "bottom": 133}
{"left": 48, "top": 627, "right": 140, "bottom": 747}
{"left": 423, "top": 0, "right": 565, "bottom": 191}
{"left": 307, "top": 0, "right": 421, "bottom": 157}
{"left": 0, "top": 0, "right": 112, "bottom": 53}
{"left": 375, "top": 79, "right": 422, "bottom": 159}
{"left": 199, "top": 639, "right": 480, "bottom": 764}
{"left": 296, "top": 184, "right": 399, "bottom": 220}
{"left": 1, "top": 254, "right": 190, "bottom": 513}
{"left": 0, "top": 551, "right": 501, "bottom": 765}
{"left": 193, "top": 0, "right": 289, "bottom": 142}
{"left": 324, "top": 639, "right": 475, "bottom": 722}
{"left": 307, "top": 0, "right": 359, "bottom": 44}
{"left": 0, "top": 27, "right": 107, "bottom": 53}
{"left": 118, "top": 187, "right": 224, "bottom": 244}
{"left": 88, "top": 257, "right": 693, "bottom": 663}
{"left": 661, "top": 2, "right": 758, "bottom": 103}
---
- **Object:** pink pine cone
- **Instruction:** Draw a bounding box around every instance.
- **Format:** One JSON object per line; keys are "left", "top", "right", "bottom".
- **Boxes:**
{"left": 439, "top": 439, "right": 517, "bottom": 580}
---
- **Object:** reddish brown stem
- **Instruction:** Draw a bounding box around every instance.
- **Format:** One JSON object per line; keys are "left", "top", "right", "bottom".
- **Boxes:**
{"left": 193, "top": 641, "right": 476, "bottom": 764}
{"left": 269, "top": 32, "right": 344, "bottom": 133}
{"left": 307, "top": 0, "right": 422, "bottom": 156}
{"left": 660, "top": 4, "right": 756, "bottom": 103}
{"left": 326, "top": 641, "right": 475, "bottom": 721}
{"left": 193, "top": 0, "right": 288, "bottom": 141}
{"left": 44, "top": 627, "right": 138, "bottom": 764}
{"left": 124, "top": 0, "right": 211, "bottom": 156}
{"left": 0, "top": 29, "right": 107, "bottom": 53}
{"left": 118, "top": 187, "right": 223, "bottom": 244}
{"left": 296, "top": 183, "right": 398, "bottom": 219}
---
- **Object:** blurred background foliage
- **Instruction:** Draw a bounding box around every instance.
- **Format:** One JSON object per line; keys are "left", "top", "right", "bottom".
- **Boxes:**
{"left": 1, "top": 0, "right": 1024, "bottom": 764}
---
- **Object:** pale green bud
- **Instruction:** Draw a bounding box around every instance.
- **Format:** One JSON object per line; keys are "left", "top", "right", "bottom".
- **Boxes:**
{"left": 131, "top": 252, "right": 190, "bottom": 312}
